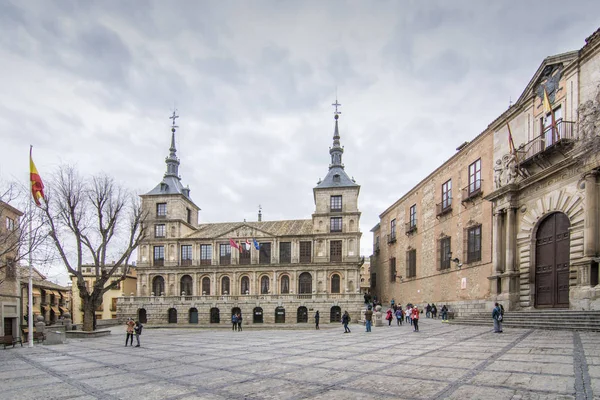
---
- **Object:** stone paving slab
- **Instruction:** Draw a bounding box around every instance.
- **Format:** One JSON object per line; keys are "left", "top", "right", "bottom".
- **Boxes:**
{"left": 0, "top": 319, "right": 597, "bottom": 399}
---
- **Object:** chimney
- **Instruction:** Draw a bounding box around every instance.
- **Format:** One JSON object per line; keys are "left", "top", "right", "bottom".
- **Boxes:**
{"left": 258, "top": 204, "right": 262, "bottom": 222}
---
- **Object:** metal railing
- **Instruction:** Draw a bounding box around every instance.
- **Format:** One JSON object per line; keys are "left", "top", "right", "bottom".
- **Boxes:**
{"left": 387, "top": 233, "right": 397, "bottom": 244}
{"left": 405, "top": 221, "right": 417, "bottom": 235}
{"left": 521, "top": 119, "right": 576, "bottom": 162}
{"left": 461, "top": 180, "right": 482, "bottom": 202}
{"left": 436, "top": 200, "right": 452, "bottom": 217}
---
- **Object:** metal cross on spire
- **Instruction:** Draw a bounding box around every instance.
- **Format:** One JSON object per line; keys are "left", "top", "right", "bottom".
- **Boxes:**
{"left": 169, "top": 110, "right": 179, "bottom": 128}
{"left": 332, "top": 98, "right": 342, "bottom": 118}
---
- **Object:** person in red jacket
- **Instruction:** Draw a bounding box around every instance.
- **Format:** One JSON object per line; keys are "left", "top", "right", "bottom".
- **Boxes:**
{"left": 412, "top": 307, "right": 420, "bottom": 332}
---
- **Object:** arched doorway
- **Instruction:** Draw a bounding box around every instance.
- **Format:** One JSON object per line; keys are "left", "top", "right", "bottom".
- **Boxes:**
{"left": 210, "top": 307, "right": 220, "bottom": 323}
{"left": 152, "top": 276, "right": 165, "bottom": 296}
{"left": 275, "top": 306, "right": 285, "bottom": 323}
{"left": 180, "top": 275, "right": 193, "bottom": 296}
{"left": 535, "top": 212, "right": 570, "bottom": 308}
{"left": 330, "top": 306, "right": 341, "bottom": 322}
{"left": 189, "top": 308, "right": 198, "bottom": 324}
{"left": 253, "top": 307, "right": 263, "bottom": 323}
{"left": 297, "top": 306, "right": 308, "bottom": 323}
{"left": 168, "top": 308, "right": 177, "bottom": 323}
{"left": 138, "top": 308, "right": 147, "bottom": 324}
{"left": 298, "top": 272, "right": 312, "bottom": 294}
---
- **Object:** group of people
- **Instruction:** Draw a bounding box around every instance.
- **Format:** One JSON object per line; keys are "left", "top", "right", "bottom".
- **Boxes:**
{"left": 231, "top": 312, "right": 243, "bottom": 331}
{"left": 125, "top": 318, "right": 143, "bottom": 347}
{"left": 385, "top": 304, "right": 420, "bottom": 331}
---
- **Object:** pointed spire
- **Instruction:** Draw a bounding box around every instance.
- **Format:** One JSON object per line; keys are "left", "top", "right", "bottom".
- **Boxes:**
{"left": 164, "top": 111, "right": 181, "bottom": 179}
{"left": 329, "top": 98, "right": 344, "bottom": 169}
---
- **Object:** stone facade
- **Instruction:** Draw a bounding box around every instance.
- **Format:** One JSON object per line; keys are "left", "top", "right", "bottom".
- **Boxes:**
{"left": 19, "top": 266, "right": 70, "bottom": 326}
{"left": 371, "top": 128, "right": 494, "bottom": 317}
{"left": 119, "top": 110, "right": 365, "bottom": 324}
{"left": 372, "top": 27, "right": 600, "bottom": 314}
{"left": 70, "top": 265, "right": 136, "bottom": 325}
{"left": 0, "top": 201, "right": 23, "bottom": 337}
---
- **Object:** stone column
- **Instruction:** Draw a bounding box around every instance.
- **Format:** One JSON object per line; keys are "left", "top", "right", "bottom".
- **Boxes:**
{"left": 584, "top": 172, "right": 598, "bottom": 257}
{"left": 212, "top": 272, "right": 217, "bottom": 296}
{"left": 505, "top": 207, "right": 516, "bottom": 272}
{"left": 493, "top": 210, "right": 504, "bottom": 274}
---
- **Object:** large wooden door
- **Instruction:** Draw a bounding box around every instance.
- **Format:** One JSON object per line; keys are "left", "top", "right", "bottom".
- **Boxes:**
{"left": 535, "top": 213, "right": 570, "bottom": 308}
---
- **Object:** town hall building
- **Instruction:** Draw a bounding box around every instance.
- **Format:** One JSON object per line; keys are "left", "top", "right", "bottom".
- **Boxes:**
{"left": 119, "top": 104, "right": 365, "bottom": 325}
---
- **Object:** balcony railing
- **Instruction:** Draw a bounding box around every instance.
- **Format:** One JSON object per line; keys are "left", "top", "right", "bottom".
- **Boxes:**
{"left": 520, "top": 119, "right": 576, "bottom": 163}
{"left": 154, "top": 259, "right": 164, "bottom": 267}
{"left": 181, "top": 259, "right": 192, "bottom": 266}
{"left": 462, "top": 180, "right": 483, "bottom": 202}
{"left": 119, "top": 293, "right": 364, "bottom": 304}
{"left": 405, "top": 221, "right": 417, "bottom": 235}
{"left": 387, "top": 233, "right": 397, "bottom": 244}
{"left": 436, "top": 200, "right": 452, "bottom": 217}
{"left": 200, "top": 259, "right": 212, "bottom": 266}
{"left": 374, "top": 243, "right": 380, "bottom": 254}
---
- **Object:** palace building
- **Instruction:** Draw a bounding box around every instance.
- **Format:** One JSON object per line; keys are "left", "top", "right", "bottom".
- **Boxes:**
{"left": 119, "top": 105, "right": 365, "bottom": 324}
{"left": 371, "top": 27, "right": 600, "bottom": 314}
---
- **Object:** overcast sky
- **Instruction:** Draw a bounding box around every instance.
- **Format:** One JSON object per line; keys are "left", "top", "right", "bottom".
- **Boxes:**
{"left": 1, "top": 1, "right": 599, "bottom": 284}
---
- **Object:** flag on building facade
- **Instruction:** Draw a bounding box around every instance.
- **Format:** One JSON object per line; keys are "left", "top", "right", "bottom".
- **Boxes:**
{"left": 506, "top": 121, "right": 519, "bottom": 162}
{"left": 543, "top": 88, "right": 558, "bottom": 142}
{"left": 245, "top": 239, "right": 251, "bottom": 251}
{"left": 229, "top": 238, "right": 240, "bottom": 251}
{"left": 253, "top": 238, "right": 260, "bottom": 250}
{"left": 29, "top": 147, "right": 45, "bottom": 206}
{"left": 543, "top": 88, "right": 552, "bottom": 114}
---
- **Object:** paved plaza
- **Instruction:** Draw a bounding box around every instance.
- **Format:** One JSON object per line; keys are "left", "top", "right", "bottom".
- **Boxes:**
{"left": 0, "top": 319, "right": 598, "bottom": 400}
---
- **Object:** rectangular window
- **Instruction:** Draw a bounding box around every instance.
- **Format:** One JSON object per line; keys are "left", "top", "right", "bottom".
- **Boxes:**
{"left": 156, "top": 203, "right": 167, "bottom": 217}
{"left": 467, "top": 225, "right": 482, "bottom": 263}
{"left": 219, "top": 244, "right": 231, "bottom": 265}
{"left": 330, "top": 217, "right": 342, "bottom": 232}
{"left": 406, "top": 249, "right": 416, "bottom": 278}
{"left": 391, "top": 219, "right": 396, "bottom": 240}
{"left": 153, "top": 246, "right": 164, "bottom": 266}
{"left": 299, "top": 241, "right": 312, "bottom": 263}
{"left": 239, "top": 244, "right": 251, "bottom": 265}
{"left": 259, "top": 242, "right": 271, "bottom": 264}
{"left": 111, "top": 298, "right": 118, "bottom": 312}
{"left": 186, "top": 208, "right": 192, "bottom": 224}
{"left": 389, "top": 257, "right": 397, "bottom": 282}
{"left": 468, "top": 159, "right": 481, "bottom": 195}
{"left": 442, "top": 179, "right": 452, "bottom": 210}
{"left": 439, "top": 237, "right": 451, "bottom": 270}
{"left": 6, "top": 217, "right": 15, "bottom": 230}
{"left": 181, "top": 245, "right": 192, "bottom": 266}
{"left": 330, "top": 195, "right": 342, "bottom": 212}
{"left": 200, "top": 244, "right": 212, "bottom": 265}
{"left": 409, "top": 205, "right": 417, "bottom": 227}
{"left": 330, "top": 240, "right": 342, "bottom": 262}
{"left": 279, "top": 242, "right": 291, "bottom": 264}
{"left": 154, "top": 224, "right": 165, "bottom": 238}
{"left": 374, "top": 236, "right": 380, "bottom": 253}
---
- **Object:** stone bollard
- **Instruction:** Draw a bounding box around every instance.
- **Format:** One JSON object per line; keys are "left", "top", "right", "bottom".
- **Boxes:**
{"left": 35, "top": 315, "right": 46, "bottom": 334}
{"left": 374, "top": 305, "right": 384, "bottom": 327}
{"left": 63, "top": 312, "right": 72, "bottom": 331}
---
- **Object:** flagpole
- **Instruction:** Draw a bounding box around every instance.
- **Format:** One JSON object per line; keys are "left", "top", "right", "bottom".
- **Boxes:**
{"left": 28, "top": 145, "right": 34, "bottom": 348}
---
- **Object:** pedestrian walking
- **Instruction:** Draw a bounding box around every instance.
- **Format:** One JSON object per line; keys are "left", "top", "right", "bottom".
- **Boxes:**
{"left": 237, "top": 312, "right": 243, "bottom": 331}
{"left": 492, "top": 302, "right": 503, "bottom": 333}
{"left": 134, "top": 320, "right": 143, "bottom": 347}
{"left": 232, "top": 313, "right": 238, "bottom": 331}
{"left": 386, "top": 308, "right": 393, "bottom": 326}
{"left": 364, "top": 306, "right": 373, "bottom": 332}
{"left": 315, "top": 310, "right": 320, "bottom": 330}
{"left": 441, "top": 305, "right": 448, "bottom": 322}
{"left": 342, "top": 311, "right": 351, "bottom": 333}
{"left": 406, "top": 305, "right": 412, "bottom": 325}
{"left": 412, "top": 306, "right": 420, "bottom": 332}
{"left": 395, "top": 307, "right": 403, "bottom": 326}
{"left": 431, "top": 304, "right": 437, "bottom": 319}
{"left": 426, "top": 304, "right": 431, "bottom": 318}
{"left": 125, "top": 318, "right": 135, "bottom": 346}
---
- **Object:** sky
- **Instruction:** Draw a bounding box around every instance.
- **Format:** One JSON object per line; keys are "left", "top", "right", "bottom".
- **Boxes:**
{"left": 1, "top": 1, "right": 599, "bottom": 285}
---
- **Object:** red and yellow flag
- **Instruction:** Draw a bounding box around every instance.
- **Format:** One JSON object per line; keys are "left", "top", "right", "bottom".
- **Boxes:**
{"left": 542, "top": 88, "right": 552, "bottom": 114}
{"left": 29, "top": 147, "right": 45, "bottom": 206}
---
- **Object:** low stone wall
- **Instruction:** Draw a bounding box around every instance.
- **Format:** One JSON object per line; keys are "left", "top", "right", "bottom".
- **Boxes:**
{"left": 431, "top": 299, "right": 489, "bottom": 318}
{"left": 117, "top": 294, "right": 364, "bottom": 326}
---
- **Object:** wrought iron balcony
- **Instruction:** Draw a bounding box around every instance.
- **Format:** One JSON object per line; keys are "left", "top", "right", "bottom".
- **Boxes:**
{"left": 405, "top": 221, "right": 417, "bottom": 235}
{"left": 436, "top": 200, "right": 452, "bottom": 217}
{"left": 181, "top": 259, "right": 192, "bottom": 266}
{"left": 387, "top": 233, "right": 397, "bottom": 244}
{"left": 462, "top": 180, "right": 483, "bottom": 202}
{"left": 519, "top": 119, "right": 576, "bottom": 165}
{"left": 374, "top": 243, "right": 380, "bottom": 254}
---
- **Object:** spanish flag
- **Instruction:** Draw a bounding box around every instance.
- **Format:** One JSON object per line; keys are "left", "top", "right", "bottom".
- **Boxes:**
{"left": 29, "top": 146, "right": 45, "bottom": 206}
{"left": 542, "top": 88, "right": 552, "bottom": 114}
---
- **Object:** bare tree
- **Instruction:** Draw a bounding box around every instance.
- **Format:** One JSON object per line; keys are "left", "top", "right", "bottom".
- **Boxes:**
{"left": 42, "top": 166, "right": 146, "bottom": 331}
{"left": 0, "top": 182, "right": 50, "bottom": 286}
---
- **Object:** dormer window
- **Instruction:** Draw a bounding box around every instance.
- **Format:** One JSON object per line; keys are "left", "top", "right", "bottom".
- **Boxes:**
{"left": 333, "top": 174, "right": 341, "bottom": 183}
{"left": 160, "top": 183, "right": 168, "bottom": 192}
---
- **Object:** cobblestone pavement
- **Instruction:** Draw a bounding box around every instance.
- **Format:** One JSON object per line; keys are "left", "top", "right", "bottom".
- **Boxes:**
{"left": 1, "top": 319, "right": 597, "bottom": 399}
